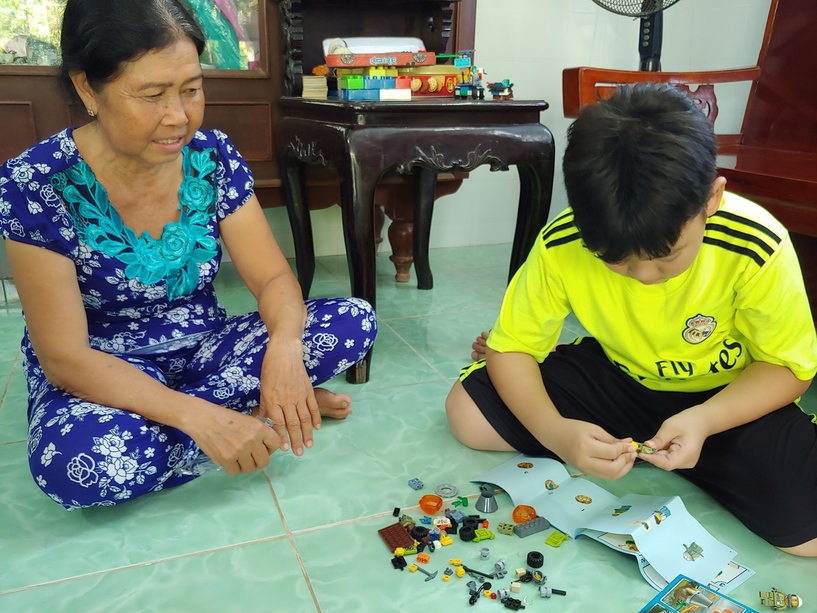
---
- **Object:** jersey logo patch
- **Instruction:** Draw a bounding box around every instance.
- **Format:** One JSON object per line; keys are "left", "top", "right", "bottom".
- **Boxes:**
{"left": 682, "top": 314, "right": 717, "bottom": 344}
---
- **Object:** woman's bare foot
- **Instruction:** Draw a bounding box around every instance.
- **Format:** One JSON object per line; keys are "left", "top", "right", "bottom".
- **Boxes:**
{"left": 471, "top": 331, "right": 490, "bottom": 361}
{"left": 314, "top": 387, "right": 353, "bottom": 419}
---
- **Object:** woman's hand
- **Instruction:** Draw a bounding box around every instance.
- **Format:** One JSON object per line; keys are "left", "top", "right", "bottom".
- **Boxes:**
{"left": 258, "top": 338, "right": 321, "bottom": 456}
{"left": 637, "top": 409, "right": 709, "bottom": 471}
{"left": 547, "top": 418, "right": 637, "bottom": 480}
{"left": 185, "top": 401, "right": 281, "bottom": 475}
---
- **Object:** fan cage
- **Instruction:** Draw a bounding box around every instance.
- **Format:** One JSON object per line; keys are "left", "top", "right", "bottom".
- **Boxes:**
{"left": 590, "top": 0, "right": 683, "bottom": 17}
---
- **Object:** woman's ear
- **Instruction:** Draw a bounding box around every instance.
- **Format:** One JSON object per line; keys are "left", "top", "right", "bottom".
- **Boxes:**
{"left": 706, "top": 176, "right": 727, "bottom": 216}
{"left": 69, "top": 71, "right": 98, "bottom": 115}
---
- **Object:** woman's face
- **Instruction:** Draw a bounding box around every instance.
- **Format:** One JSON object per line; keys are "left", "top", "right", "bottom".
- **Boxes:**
{"left": 88, "top": 38, "right": 204, "bottom": 170}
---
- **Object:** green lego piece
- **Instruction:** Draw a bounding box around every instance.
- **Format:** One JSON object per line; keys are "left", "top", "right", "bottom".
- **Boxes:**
{"left": 338, "top": 75, "right": 364, "bottom": 90}
{"left": 472, "top": 528, "right": 495, "bottom": 542}
{"left": 545, "top": 531, "right": 569, "bottom": 548}
{"left": 497, "top": 522, "right": 515, "bottom": 536}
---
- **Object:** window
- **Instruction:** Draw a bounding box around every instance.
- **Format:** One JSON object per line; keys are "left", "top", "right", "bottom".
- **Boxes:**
{"left": 0, "top": 0, "right": 261, "bottom": 70}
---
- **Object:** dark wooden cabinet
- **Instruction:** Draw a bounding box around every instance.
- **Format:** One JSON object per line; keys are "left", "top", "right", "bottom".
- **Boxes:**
{"left": 0, "top": 0, "right": 476, "bottom": 214}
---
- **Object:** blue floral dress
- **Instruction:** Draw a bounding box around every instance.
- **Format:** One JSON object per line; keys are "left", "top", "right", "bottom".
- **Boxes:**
{"left": 0, "top": 129, "right": 377, "bottom": 509}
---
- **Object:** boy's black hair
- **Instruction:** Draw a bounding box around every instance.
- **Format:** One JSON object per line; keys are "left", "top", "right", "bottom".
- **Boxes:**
{"left": 59, "top": 0, "right": 206, "bottom": 106}
{"left": 562, "top": 83, "right": 718, "bottom": 263}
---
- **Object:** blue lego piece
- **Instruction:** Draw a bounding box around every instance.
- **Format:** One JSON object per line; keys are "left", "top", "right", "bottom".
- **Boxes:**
{"left": 408, "top": 478, "right": 424, "bottom": 490}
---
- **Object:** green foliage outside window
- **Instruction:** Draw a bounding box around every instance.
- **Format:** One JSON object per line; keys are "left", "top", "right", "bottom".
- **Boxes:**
{"left": 0, "top": 0, "right": 65, "bottom": 65}
{"left": 0, "top": 0, "right": 260, "bottom": 69}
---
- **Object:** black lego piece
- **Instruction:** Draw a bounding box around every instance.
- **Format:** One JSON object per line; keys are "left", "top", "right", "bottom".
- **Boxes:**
{"left": 526, "top": 551, "right": 544, "bottom": 568}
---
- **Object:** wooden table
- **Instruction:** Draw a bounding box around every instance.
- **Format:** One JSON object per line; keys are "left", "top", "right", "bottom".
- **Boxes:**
{"left": 277, "top": 97, "right": 555, "bottom": 383}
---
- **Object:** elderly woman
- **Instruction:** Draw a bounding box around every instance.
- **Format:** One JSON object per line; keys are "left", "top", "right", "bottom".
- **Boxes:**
{"left": 0, "top": 0, "right": 376, "bottom": 509}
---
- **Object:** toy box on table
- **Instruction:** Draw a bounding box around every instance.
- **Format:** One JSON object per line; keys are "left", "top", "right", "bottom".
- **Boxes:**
{"left": 323, "top": 36, "right": 436, "bottom": 68}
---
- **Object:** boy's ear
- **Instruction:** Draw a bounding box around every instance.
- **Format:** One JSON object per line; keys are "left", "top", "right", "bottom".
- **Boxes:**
{"left": 706, "top": 177, "right": 727, "bottom": 216}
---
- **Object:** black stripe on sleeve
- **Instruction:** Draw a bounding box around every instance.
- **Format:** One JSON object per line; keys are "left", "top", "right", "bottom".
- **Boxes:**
{"left": 545, "top": 232, "right": 582, "bottom": 249}
{"left": 703, "top": 236, "right": 766, "bottom": 267}
{"left": 542, "top": 220, "right": 576, "bottom": 243}
{"left": 706, "top": 222, "right": 775, "bottom": 256}
{"left": 712, "top": 210, "right": 781, "bottom": 244}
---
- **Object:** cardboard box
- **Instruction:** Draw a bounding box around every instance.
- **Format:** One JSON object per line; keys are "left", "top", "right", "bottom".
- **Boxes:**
{"left": 398, "top": 66, "right": 461, "bottom": 97}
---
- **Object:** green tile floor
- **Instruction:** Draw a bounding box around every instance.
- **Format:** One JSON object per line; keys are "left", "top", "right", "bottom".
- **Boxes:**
{"left": 0, "top": 244, "right": 815, "bottom": 612}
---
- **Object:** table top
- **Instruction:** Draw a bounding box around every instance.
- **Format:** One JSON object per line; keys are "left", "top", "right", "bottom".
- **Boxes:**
{"left": 278, "top": 96, "right": 550, "bottom": 127}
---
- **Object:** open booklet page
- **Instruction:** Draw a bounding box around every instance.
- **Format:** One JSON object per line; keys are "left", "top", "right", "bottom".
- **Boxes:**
{"left": 473, "top": 455, "right": 754, "bottom": 592}
{"left": 639, "top": 574, "right": 760, "bottom": 613}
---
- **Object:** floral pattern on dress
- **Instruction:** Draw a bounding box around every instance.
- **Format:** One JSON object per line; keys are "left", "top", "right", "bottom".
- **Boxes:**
{"left": 1, "top": 129, "right": 378, "bottom": 510}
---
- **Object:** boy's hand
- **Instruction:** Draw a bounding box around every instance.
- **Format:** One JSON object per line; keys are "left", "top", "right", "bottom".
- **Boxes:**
{"left": 471, "top": 331, "right": 490, "bottom": 361}
{"left": 548, "top": 418, "right": 637, "bottom": 480}
{"left": 637, "top": 410, "right": 708, "bottom": 471}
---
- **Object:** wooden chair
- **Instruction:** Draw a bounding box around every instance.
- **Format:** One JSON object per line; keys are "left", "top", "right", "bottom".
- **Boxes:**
{"left": 562, "top": 0, "right": 817, "bottom": 318}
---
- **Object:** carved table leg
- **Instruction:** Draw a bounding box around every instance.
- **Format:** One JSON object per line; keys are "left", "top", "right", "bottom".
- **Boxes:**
{"left": 413, "top": 167, "right": 437, "bottom": 290}
{"left": 509, "top": 139, "right": 555, "bottom": 283}
{"left": 280, "top": 152, "right": 315, "bottom": 299}
{"left": 338, "top": 156, "right": 381, "bottom": 383}
{"left": 386, "top": 202, "right": 414, "bottom": 283}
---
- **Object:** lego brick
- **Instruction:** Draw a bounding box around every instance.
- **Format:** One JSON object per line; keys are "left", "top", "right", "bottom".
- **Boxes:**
{"left": 497, "top": 522, "right": 515, "bottom": 536}
{"left": 513, "top": 516, "right": 551, "bottom": 538}
{"left": 379, "top": 88, "right": 412, "bottom": 101}
{"left": 378, "top": 522, "right": 416, "bottom": 552}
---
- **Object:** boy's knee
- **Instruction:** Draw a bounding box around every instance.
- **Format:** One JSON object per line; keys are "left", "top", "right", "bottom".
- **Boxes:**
{"left": 778, "top": 539, "right": 817, "bottom": 557}
{"left": 445, "top": 382, "right": 478, "bottom": 446}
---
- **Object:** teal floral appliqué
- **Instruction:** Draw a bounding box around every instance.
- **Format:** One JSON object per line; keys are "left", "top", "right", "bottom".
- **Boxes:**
{"left": 54, "top": 147, "right": 219, "bottom": 300}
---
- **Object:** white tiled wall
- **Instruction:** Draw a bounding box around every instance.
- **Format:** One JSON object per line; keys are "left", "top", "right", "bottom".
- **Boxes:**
{"left": 267, "top": 0, "right": 772, "bottom": 258}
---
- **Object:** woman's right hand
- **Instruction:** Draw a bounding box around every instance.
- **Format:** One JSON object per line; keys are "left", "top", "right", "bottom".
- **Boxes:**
{"left": 546, "top": 418, "right": 636, "bottom": 480}
{"left": 183, "top": 402, "right": 282, "bottom": 474}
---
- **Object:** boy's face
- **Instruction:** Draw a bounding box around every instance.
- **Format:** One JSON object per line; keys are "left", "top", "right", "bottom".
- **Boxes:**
{"left": 601, "top": 178, "right": 726, "bottom": 285}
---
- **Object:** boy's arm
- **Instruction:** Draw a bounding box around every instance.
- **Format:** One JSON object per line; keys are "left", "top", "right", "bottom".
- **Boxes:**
{"left": 486, "top": 347, "right": 637, "bottom": 479}
{"left": 641, "top": 361, "right": 812, "bottom": 471}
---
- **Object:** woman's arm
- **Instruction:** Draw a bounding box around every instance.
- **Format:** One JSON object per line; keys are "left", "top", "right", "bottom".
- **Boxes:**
{"left": 218, "top": 194, "right": 319, "bottom": 456}
{"left": 7, "top": 239, "right": 279, "bottom": 473}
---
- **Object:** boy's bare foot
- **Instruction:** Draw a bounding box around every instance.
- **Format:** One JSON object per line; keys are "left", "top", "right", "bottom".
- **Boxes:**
{"left": 314, "top": 387, "right": 353, "bottom": 419}
{"left": 471, "top": 331, "right": 490, "bottom": 361}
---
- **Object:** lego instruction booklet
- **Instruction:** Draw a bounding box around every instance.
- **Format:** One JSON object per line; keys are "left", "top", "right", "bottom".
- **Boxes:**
{"left": 638, "top": 574, "right": 759, "bottom": 613}
{"left": 472, "top": 455, "right": 755, "bottom": 593}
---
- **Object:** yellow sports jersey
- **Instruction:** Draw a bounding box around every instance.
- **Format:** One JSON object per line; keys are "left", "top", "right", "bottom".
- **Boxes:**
{"left": 487, "top": 192, "right": 817, "bottom": 392}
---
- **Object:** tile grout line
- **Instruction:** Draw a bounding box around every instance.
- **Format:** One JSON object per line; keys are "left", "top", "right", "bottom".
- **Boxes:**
{"left": 379, "top": 320, "right": 450, "bottom": 383}
{"left": 264, "top": 471, "right": 323, "bottom": 613}
{"left": 0, "top": 534, "right": 292, "bottom": 597}
{"left": 0, "top": 492, "right": 488, "bottom": 598}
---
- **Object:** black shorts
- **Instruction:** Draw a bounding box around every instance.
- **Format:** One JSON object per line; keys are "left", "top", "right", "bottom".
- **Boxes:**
{"left": 460, "top": 337, "right": 817, "bottom": 548}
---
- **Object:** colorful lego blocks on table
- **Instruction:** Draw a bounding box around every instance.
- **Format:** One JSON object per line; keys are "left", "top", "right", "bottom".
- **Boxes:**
{"left": 339, "top": 73, "right": 412, "bottom": 101}
{"left": 513, "top": 516, "right": 551, "bottom": 538}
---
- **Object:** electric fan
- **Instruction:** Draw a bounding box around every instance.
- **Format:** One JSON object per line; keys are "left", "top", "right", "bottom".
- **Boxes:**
{"left": 590, "top": 0, "right": 684, "bottom": 71}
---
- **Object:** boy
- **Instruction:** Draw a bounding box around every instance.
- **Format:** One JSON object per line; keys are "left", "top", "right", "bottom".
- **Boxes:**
{"left": 446, "top": 84, "right": 817, "bottom": 556}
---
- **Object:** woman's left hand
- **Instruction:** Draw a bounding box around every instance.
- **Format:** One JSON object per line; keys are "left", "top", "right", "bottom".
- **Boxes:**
{"left": 637, "top": 408, "right": 709, "bottom": 471}
{"left": 258, "top": 338, "right": 321, "bottom": 456}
